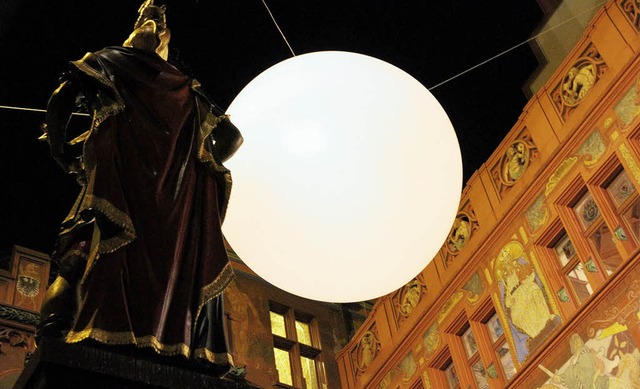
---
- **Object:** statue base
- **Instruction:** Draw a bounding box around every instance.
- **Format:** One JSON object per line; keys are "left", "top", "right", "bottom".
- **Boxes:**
{"left": 15, "top": 338, "right": 260, "bottom": 388}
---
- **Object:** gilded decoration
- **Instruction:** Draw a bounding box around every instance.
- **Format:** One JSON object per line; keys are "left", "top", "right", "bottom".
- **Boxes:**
{"left": 443, "top": 199, "right": 479, "bottom": 267}
{"left": 614, "top": 80, "right": 640, "bottom": 127}
{"left": 392, "top": 275, "right": 427, "bottom": 326}
{"left": 462, "top": 272, "right": 484, "bottom": 304}
{"left": 551, "top": 44, "right": 608, "bottom": 120}
{"left": 494, "top": 241, "right": 561, "bottom": 364}
{"left": 577, "top": 131, "right": 606, "bottom": 166}
{"left": 490, "top": 127, "right": 538, "bottom": 199}
{"left": 619, "top": 143, "right": 640, "bottom": 185}
{"left": 353, "top": 328, "right": 381, "bottom": 379}
{"left": 437, "top": 291, "right": 464, "bottom": 324}
{"left": 422, "top": 323, "right": 441, "bottom": 359}
{"left": 620, "top": 0, "right": 640, "bottom": 32}
{"left": 423, "top": 371, "right": 432, "bottom": 389}
{"left": 398, "top": 352, "right": 417, "bottom": 383}
{"left": 527, "top": 131, "right": 606, "bottom": 233}
{"left": 538, "top": 274, "right": 640, "bottom": 388}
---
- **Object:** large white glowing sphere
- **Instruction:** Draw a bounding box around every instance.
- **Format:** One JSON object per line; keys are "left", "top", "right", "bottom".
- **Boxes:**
{"left": 224, "top": 51, "right": 462, "bottom": 303}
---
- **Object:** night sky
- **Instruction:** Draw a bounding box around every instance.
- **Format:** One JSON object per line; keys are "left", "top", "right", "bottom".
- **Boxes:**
{"left": 0, "top": 0, "right": 544, "bottom": 256}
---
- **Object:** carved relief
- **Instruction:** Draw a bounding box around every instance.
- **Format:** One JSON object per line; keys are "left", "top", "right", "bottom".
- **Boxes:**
{"left": 391, "top": 275, "right": 427, "bottom": 326}
{"left": 443, "top": 199, "right": 479, "bottom": 267}
{"left": 620, "top": 0, "right": 640, "bottom": 31}
{"left": 490, "top": 127, "right": 538, "bottom": 199}
{"left": 352, "top": 327, "right": 381, "bottom": 380}
{"left": 0, "top": 327, "right": 33, "bottom": 388}
{"left": 552, "top": 44, "right": 608, "bottom": 120}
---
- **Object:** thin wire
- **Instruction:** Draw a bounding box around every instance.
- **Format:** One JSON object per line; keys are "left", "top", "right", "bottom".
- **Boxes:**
{"left": 0, "top": 1, "right": 608, "bottom": 115}
{"left": 0, "top": 105, "right": 90, "bottom": 116}
{"left": 428, "top": 0, "right": 607, "bottom": 90}
{"left": 260, "top": 0, "right": 296, "bottom": 57}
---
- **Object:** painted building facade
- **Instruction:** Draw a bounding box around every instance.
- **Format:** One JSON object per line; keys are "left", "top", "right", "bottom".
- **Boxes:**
{"left": 337, "top": 1, "right": 640, "bottom": 388}
{"left": 0, "top": 246, "right": 50, "bottom": 389}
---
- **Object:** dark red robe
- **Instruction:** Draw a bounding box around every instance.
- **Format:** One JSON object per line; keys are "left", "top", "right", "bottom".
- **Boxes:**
{"left": 56, "top": 46, "right": 235, "bottom": 364}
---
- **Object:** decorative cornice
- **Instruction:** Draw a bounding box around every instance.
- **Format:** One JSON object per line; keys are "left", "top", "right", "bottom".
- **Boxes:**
{"left": 0, "top": 304, "right": 39, "bottom": 326}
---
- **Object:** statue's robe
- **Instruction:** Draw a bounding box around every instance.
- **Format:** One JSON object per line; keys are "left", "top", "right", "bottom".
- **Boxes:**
{"left": 55, "top": 46, "right": 235, "bottom": 365}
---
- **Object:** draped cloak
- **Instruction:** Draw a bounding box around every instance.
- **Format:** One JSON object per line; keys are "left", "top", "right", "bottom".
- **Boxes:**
{"left": 55, "top": 46, "right": 236, "bottom": 364}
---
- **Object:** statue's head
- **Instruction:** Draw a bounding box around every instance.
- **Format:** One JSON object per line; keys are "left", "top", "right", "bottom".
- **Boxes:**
{"left": 123, "top": 0, "right": 171, "bottom": 60}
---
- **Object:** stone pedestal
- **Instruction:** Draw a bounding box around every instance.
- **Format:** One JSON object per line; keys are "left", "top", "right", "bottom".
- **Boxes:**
{"left": 15, "top": 338, "right": 259, "bottom": 388}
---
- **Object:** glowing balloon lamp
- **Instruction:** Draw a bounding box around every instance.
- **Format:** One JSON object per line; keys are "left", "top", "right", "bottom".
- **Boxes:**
{"left": 224, "top": 51, "right": 462, "bottom": 303}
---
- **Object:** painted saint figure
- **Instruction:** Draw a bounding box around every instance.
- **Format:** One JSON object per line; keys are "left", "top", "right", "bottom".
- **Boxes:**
{"left": 39, "top": 0, "right": 243, "bottom": 375}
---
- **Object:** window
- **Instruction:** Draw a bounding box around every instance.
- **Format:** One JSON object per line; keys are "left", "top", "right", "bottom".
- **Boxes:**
{"left": 485, "top": 312, "right": 517, "bottom": 381}
{"left": 552, "top": 232, "right": 593, "bottom": 305}
{"left": 269, "top": 302, "right": 325, "bottom": 388}
{"left": 460, "top": 325, "right": 488, "bottom": 389}
{"left": 442, "top": 358, "right": 460, "bottom": 389}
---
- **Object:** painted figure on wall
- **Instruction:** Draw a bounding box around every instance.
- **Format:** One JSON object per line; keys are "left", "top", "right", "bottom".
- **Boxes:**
{"left": 496, "top": 241, "right": 560, "bottom": 364}
{"left": 540, "top": 331, "right": 640, "bottom": 389}
{"left": 38, "top": 0, "right": 243, "bottom": 376}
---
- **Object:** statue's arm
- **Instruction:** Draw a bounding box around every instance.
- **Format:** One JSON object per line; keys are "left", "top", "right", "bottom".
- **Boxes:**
{"left": 213, "top": 118, "right": 244, "bottom": 163}
{"left": 45, "top": 78, "right": 83, "bottom": 172}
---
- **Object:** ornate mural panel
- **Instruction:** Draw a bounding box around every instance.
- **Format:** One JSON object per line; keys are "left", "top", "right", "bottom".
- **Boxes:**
{"left": 490, "top": 127, "right": 539, "bottom": 199}
{"left": 494, "top": 241, "right": 561, "bottom": 364}
{"left": 526, "top": 130, "right": 607, "bottom": 233}
{"left": 525, "top": 262, "right": 640, "bottom": 388}
{"left": 551, "top": 43, "right": 608, "bottom": 121}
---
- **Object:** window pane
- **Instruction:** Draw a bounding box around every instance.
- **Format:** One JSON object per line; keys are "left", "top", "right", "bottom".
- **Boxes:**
{"left": 273, "top": 348, "right": 293, "bottom": 385}
{"left": 471, "top": 360, "right": 489, "bottom": 389}
{"left": 486, "top": 313, "right": 504, "bottom": 343}
{"left": 566, "top": 262, "right": 593, "bottom": 304}
{"left": 574, "top": 191, "right": 600, "bottom": 230}
{"left": 554, "top": 233, "right": 577, "bottom": 267}
{"left": 607, "top": 170, "right": 635, "bottom": 207}
{"left": 622, "top": 199, "right": 640, "bottom": 241}
{"left": 270, "top": 311, "right": 287, "bottom": 338}
{"left": 444, "top": 362, "right": 460, "bottom": 389}
{"left": 462, "top": 327, "right": 478, "bottom": 358}
{"left": 496, "top": 342, "right": 516, "bottom": 380}
{"left": 301, "top": 356, "right": 319, "bottom": 389}
{"left": 589, "top": 224, "right": 623, "bottom": 275}
{"left": 296, "top": 320, "right": 312, "bottom": 346}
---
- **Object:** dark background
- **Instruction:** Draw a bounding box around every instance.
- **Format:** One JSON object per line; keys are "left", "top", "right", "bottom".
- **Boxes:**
{"left": 0, "top": 0, "right": 545, "bottom": 256}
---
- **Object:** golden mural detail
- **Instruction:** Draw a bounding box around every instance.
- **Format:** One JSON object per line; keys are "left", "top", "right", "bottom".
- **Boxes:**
{"left": 391, "top": 275, "right": 427, "bottom": 326}
{"left": 422, "top": 323, "right": 441, "bottom": 359}
{"left": 462, "top": 272, "right": 484, "bottom": 304}
{"left": 620, "top": 0, "right": 640, "bottom": 32}
{"left": 423, "top": 371, "right": 432, "bottom": 389}
{"left": 551, "top": 43, "right": 608, "bottom": 120}
{"left": 490, "top": 127, "right": 539, "bottom": 199}
{"left": 545, "top": 157, "right": 578, "bottom": 196}
{"left": 494, "top": 241, "right": 561, "bottom": 364}
{"left": 437, "top": 291, "right": 464, "bottom": 324}
{"left": 398, "top": 352, "right": 417, "bottom": 383}
{"left": 485, "top": 268, "right": 493, "bottom": 285}
{"left": 614, "top": 78, "right": 640, "bottom": 126}
{"left": 353, "top": 328, "right": 381, "bottom": 379}
{"left": 619, "top": 143, "right": 640, "bottom": 186}
{"left": 578, "top": 131, "right": 607, "bottom": 166}
{"left": 443, "top": 199, "right": 479, "bottom": 267}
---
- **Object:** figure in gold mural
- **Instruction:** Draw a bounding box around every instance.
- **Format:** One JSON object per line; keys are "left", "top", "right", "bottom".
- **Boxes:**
{"left": 496, "top": 242, "right": 559, "bottom": 363}
{"left": 503, "top": 141, "right": 529, "bottom": 182}
{"left": 399, "top": 279, "right": 421, "bottom": 316}
{"left": 539, "top": 332, "right": 640, "bottom": 389}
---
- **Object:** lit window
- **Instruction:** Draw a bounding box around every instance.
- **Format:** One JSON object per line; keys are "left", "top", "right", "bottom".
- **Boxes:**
{"left": 269, "top": 302, "right": 324, "bottom": 388}
{"left": 485, "top": 313, "right": 517, "bottom": 381}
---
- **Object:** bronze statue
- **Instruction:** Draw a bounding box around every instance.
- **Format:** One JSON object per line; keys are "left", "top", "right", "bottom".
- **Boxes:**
{"left": 39, "top": 0, "right": 243, "bottom": 376}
